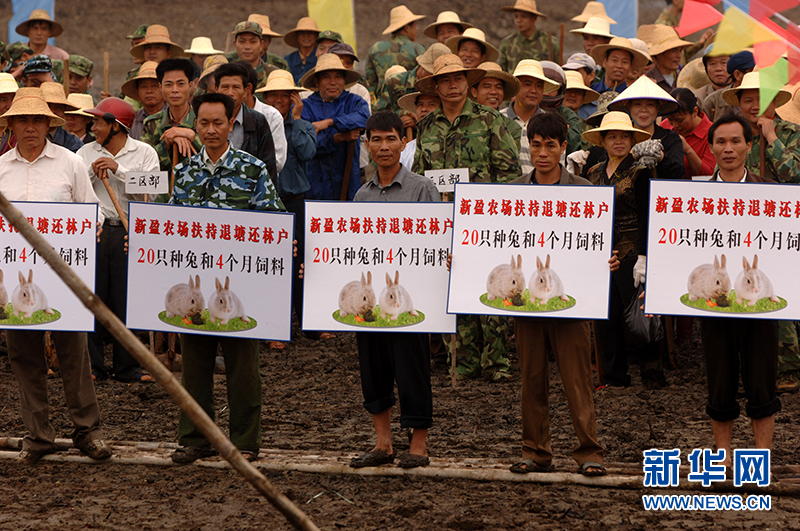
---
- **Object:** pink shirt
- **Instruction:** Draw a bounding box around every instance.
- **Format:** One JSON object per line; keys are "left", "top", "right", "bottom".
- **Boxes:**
{"left": 28, "top": 42, "right": 69, "bottom": 61}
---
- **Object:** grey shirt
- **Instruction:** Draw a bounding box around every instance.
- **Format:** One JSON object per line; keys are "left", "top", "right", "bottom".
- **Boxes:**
{"left": 354, "top": 164, "right": 440, "bottom": 202}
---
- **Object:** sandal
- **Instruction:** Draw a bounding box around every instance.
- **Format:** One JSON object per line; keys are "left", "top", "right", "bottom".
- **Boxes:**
{"left": 398, "top": 453, "right": 430, "bottom": 469}
{"left": 578, "top": 461, "right": 607, "bottom": 477}
{"left": 240, "top": 450, "right": 259, "bottom": 462}
{"left": 350, "top": 449, "right": 394, "bottom": 468}
{"left": 171, "top": 445, "right": 218, "bottom": 464}
{"left": 116, "top": 372, "right": 153, "bottom": 384}
{"left": 510, "top": 459, "right": 554, "bottom": 474}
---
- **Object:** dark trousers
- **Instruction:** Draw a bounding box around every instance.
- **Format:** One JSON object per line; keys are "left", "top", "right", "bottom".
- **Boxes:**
{"left": 88, "top": 223, "right": 142, "bottom": 381}
{"left": 356, "top": 332, "right": 433, "bottom": 429}
{"left": 700, "top": 318, "right": 781, "bottom": 421}
{"left": 282, "top": 194, "right": 305, "bottom": 326}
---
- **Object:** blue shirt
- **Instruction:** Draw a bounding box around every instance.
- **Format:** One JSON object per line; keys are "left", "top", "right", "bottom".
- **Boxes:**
{"left": 284, "top": 48, "right": 318, "bottom": 85}
{"left": 590, "top": 78, "right": 628, "bottom": 94}
{"left": 277, "top": 113, "right": 316, "bottom": 197}
{"left": 50, "top": 127, "right": 84, "bottom": 153}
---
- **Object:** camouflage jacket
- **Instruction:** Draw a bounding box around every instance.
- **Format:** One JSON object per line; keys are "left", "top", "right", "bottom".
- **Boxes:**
{"left": 747, "top": 118, "right": 800, "bottom": 184}
{"left": 224, "top": 50, "right": 289, "bottom": 72}
{"left": 170, "top": 146, "right": 285, "bottom": 212}
{"left": 502, "top": 115, "right": 522, "bottom": 149}
{"left": 373, "top": 67, "right": 418, "bottom": 116}
{"left": 498, "top": 30, "right": 559, "bottom": 74}
{"left": 364, "top": 35, "right": 426, "bottom": 96}
{"left": 140, "top": 107, "right": 203, "bottom": 195}
{"left": 654, "top": 8, "right": 703, "bottom": 61}
{"left": 557, "top": 105, "right": 583, "bottom": 157}
{"left": 413, "top": 98, "right": 520, "bottom": 184}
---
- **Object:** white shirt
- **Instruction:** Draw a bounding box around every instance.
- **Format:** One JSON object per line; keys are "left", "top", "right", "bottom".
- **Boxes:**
{"left": 0, "top": 140, "right": 104, "bottom": 224}
{"left": 77, "top": 136, "right": 160, "bottom": 221}
{"left": 711, "top": 168, "right": 747, "bottom": 183}
{"left": 201, "top": 143, "right": 231, "bottom": 173}
{"left": 230, "top": 105, "right": 245, "bottom": 150}
{"left": 400, "top": 138, "right": 416, "bottom": 171}
{"left": 252, "top": 98, "right": 287, "bottom": 173}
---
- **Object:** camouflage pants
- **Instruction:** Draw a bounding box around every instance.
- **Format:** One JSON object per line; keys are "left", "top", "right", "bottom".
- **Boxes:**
{"left": 777, "top": 320, "right": 800, "bottom": 374}
{"left": 443, "top": 314, "right": 511, "bottom": 379}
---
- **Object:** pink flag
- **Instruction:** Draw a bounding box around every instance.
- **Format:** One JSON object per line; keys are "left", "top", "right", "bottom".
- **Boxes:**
{"left": 750, "top": 0, "right": 800, "bottom": 22}
{"left": 675, "top": 0, "right": 724, "bottom": 37}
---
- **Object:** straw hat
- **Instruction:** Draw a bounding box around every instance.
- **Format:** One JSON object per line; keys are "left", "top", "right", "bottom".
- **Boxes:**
{"left": 0, "top": 72, "right": 19, "bottom": 95}
{"left": 647, "top": 26, "right": 692, "bottom": 57}
{"left": 0, "top": 87, "right": 65, "bottom": 128}
{"left": 608, "top": 75, "right": 680, "bottom": 115}
{"left": 284, "top": 18, "right": 320, "bottom": 49}
{"left": 511, "top": 60, "right": 561, "bottom": 93}
{"left": 414, "top": 54, "right": 486, "bottom": 95}
{"left": 416, "top": 43, "right": 452, "bottom": 73}
{"left": 184, "top": 37, "right": 223, "bottom": 55}
{"left": 572, "top": 2, "right": 617, "bottom": 24}
{"left": 501, "top": 0, "right": 547, "bottom": 17}
{"left": 423, "top": 11, "right": 473, "bottom": 39}
{"left": 776, "top": 83, "right": 800, "bottom": 125}
{"left": 130, "top": 25, "right": 184, "bottom": 60}
{"left": 384, "top": 65, "right": 407, "bottom": 80}
{"left": 445, "top": 28, "right": 499, "bottom": 64}
{"left": 591, "top": 37, "right": 651, "bottom": 72}
{"left": 586, "top": 91, "right": 620, "bottom": 126}
{"left": 301, "top": 53, "right": 362, "bottom": 90}
{"left": 398, "top": 91, "right": 440, "bottom": 114}
{"left": 582, "top": 111, "right": 652, "bottom": 146}
{"left": 15, "top": 9, "right": 63, "bottom": 38}
{"left": 40, "top": 82, "right": 79, "bottom": 111}
{"left": 121, "top": 61, "right": 159, "bottom": 100}
{"left": 629, "top": 38, "right": 652, "bottom": 67}
{"left": 382, "top": 5, "right": 426, "bottom": 35}
{"left": 571, "top": 17, "right": 614, "bottom": 39}
{"left": 722, "top": 71, "right": 792, "bottom": 108}
{"left": 476, "top": 62, "right": 521, "bottom": 99}
{"left": 677, "top": 58, "right": 710, "bottom": 91}
{"left": 565, "top": 70, "right": 600, "bottom": 103}
{"left": 248, "top": 14, "right": 282, "bottom": 38}
{"left": 199, "top": 55, "right": 228, "bottom": 82}
{"left": 65, "top": 93, "right": 95, "bottom": 118}
{"left": 256, "top": 69, "right": 305, "bottom": 94}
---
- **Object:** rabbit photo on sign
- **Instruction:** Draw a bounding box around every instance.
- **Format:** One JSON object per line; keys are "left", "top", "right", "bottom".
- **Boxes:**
{"left": 486, "top": 254, "right": 525, "bottom": 304}
{"left": 165, "top": 275, "right": 205, "bottom": 319}
{"left": 735, "top": 255, "right": 780, "bottom": 306}
{"left": 0, "top": 269, "right": 8, "bottom": 309}
{"left": 338, "top": 271, "right": 376, "bottom": 318}
{"left": 12, "top": 269, "right": 53, "bottom": 318}
{"left": 209, "top": 276, "right": 250, "bottom": 325}
{"left": 529, "top": 255, "right": 568, "bottom": 305}
{"left": 687, "top": 254, "right": 731, "bottom": 303}
{"left": 380, "top": 270, "right": 418, "bottom": 320}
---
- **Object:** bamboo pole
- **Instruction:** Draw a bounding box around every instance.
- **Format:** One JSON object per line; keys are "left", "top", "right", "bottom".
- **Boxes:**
{"left": 339, "top": 140, "right": 356, "bottom": 201}
{"left": 100, "top": 179, "right": 129, "bottom": 232}
{"left": 103, "top": 52, "right": 110, "bottom": 96}
{"left": 62, "top": 57, "right": 70, "bottom": 95}
{"left": 0, "top": 195, "right": 320, "bottom": 531}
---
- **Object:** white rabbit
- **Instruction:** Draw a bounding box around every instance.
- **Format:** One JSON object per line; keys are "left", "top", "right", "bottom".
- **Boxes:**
{"left": 165, "top": 275, "right": 205, "bottom": 319}
{"left": 486, "top": 254, "right": 525, "bottom": 301}
{"left": 0, "top": 269, "right": 8, "bottom": 309}
{"left": 735, "top": 255, "right": 779, "bottom": 306}
{"left": 208, "top": 276, "right": 249, "bottom": 325}
{"left": 338, "top": 272, "right": 376, "bottom": 317}
{"left": 12, "top": 269, "right": 53, "bottom": 318}
{"left": 687, "top": 254, "right": 731, "bottom": 301}
{"left": 379, "top": 271, "right": 418, "bottom": 320}
{"left": 529, "top": 255, "right": 568, "bottom": 305}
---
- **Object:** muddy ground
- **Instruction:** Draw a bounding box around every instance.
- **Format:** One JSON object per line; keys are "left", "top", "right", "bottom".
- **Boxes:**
{"left": 0, "top": 320, "right": 799, "bottom": 530}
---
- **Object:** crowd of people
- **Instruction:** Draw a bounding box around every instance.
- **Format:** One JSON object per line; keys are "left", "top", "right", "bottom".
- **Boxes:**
{"left": 0, "top": 2, "right": 798, "bottom": 476}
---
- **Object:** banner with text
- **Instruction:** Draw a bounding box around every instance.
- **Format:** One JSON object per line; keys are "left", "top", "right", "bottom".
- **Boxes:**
{"left": 126, "top": 202, "right": 295, "bottom": 340}
{"left": 0, "top": 202, "right": 97, "bottom": 332}
{"left": 448, "top": 183, "right": 616, "bottom": 319}
{"left": 303, "top": 201, "right": 456, "bottom": 333}
{"left": 645, "top": 180, "right": 800, "bottom": 319}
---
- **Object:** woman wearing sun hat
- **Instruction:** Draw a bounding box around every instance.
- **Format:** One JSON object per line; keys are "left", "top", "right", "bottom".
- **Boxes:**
{"left": 661, "top": 88, "right": 715, "bottom": 179}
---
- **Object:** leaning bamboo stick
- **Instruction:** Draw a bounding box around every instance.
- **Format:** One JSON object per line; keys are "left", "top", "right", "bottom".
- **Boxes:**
{"left": 103, "top": 52, "right": 110, "bottom": 96}
{"left": 100, "top": 179, "right": 129, "bottom": 232}
{"left": 0, "top": 194, "right": 320, "bottom": 531}
{"left": 62, "top": 57, "right": 70, "bottom": 95}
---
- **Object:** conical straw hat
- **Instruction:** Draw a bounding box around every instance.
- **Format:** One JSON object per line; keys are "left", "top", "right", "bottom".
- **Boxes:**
{"left": 476, "top": 62, "right": 521, "bottom": 100}
{"left": 284, "top": 18, "right": 320, "bottom": 49}
{"left": 40, "top": 82, "right": 79, "bottom": 111}
{"left": 565, "top": 70, "right": 600, "bottom": 103}
{"left": 776, "top": 83, "right": 800, "bottom": 125}
{"left": 382, "top": 5, "right": 426, "bottom": 35}
{"left": 0, "top": 87, "right": 65, "bottom": 128}
{"left": 570, "top": 17, "right": 614, "bottom": 39}
{"left": 129, "top": 25, "right": 185, "bottom": 60}
{"left": 65, "top": 93, "right": 95, "bottom": 117}
{"left": 300, "top": 53, "right": 362, "bottom": 90}
{"left": 582, "top": 110, "right": 652, "bottom": 146}
{"left": 256, "top": 69, "right": 305, "bottom": 93}
{"left": 423, "top": 11, "right": 473, "bottom": 39}
{"left": 722, "top": 71, "right": 792, "bottom": 108}
{"left": 608, "top": 75, "right": 680, "bottom": 115}
{"left": 501, "top": 0, "right": 546, "bottom": 18}
{"left": 511, "top": 59, "right": 561, "bottom": 94}
{"left": 445, "top": 28, "right": 499, "bottom": 64}
{"left": 414, "top": 54, "right": 486, "bottom": 95}
{"left": 121, "top": 61, "right": 159, "bottom": 100}
{"left": 572, "top": 1, "right": 617, "bottom": 24}
{"left": 248, "top": 14, "right": 282, "bottom": 38}
{"left": 591, "top": 37, "right": 651, "bottom": 72}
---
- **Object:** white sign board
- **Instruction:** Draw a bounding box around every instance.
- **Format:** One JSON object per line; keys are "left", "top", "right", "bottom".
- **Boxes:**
{"left": 126, "top": 171, "right": 169, "bottom": 195}
{"left": 448, "top": 183, "right": 616, "bottom": 319}
{"left": 303, "top": 201, "right": 456, "bottom": 334}
{"left": 0, "top": 202, "right": 97, "bottom": 332}
{"left": 126, "top": 202, "right": 295, "bottom": 340}
{"left": 646, "top": 180, "right": 800, "bottom": 319}
{"left": 424, "top": 168, "right": 469, "bottom": 193}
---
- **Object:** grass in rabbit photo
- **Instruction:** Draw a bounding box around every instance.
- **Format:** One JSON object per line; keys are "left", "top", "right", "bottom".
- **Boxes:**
{"left": 158, "top": 309, "right": 257, "bottom": 332}
{"left": 0, "top": 304, "right": 62, "bottom": 325}
{"left": 480, "top": 290, "right": 577, "bottom": 312}
{"left": 680, "top": 292, "right": 788, "bottom": 314}
{"left": 334, "top": 270, "right": 425, "bottom": 327}
{"left": 332, "top": 306, "right": 426, "bottom": 328}
{"left": 480, "top": 254, "right": 575, "bottom": 312}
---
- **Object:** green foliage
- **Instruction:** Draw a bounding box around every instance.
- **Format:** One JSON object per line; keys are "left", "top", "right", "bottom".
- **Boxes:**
{"left": 158, "top": 309, "right": 257, "bottom": 332}
{"left": 480, "top": 290, "right": 577, "bottom": 313}
{"left": 680, "top": 291, "right": 788, "bottom": 314}
{"left": 332, "top": 305, "right": 426, "bottom": 328}
{"left": 0, "top": 304, "right": 61, "bottom": 325}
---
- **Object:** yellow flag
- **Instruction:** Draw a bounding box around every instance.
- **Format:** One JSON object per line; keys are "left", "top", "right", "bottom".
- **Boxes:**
{"left": 308, "top": 0, "right": 357, "bottom": 51}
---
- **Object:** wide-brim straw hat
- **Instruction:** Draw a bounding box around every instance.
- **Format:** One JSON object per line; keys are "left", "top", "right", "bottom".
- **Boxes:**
{"left": 571, "top": 17, "right": 614, "bottom": 39}
{"left": 398, "top": 91, "right": 440, "bottom": 114}
{"left": 565, "top": 70, "right": 600, "bottom": 103}
{"left": 476, "top": 62, "right": 521, "bottom": 100}
{"left": 199, "top": 55, "right": 228, "bottom": 82}
{"left": 511, "top": 59, "right": 561, "bottom": 93}
{"left": 501, "top": 0, "right": 547, "bottom": 17}
{"left": 0, "top": 87, "right": 65, "bottom": 128}
{"left": 40, "top": 82, "right": 79, "bottom": 111}
{"left": 384, "top": 65, "right": 407, "bottom": 80}
{"left": 677, "top": 58, "right": 710, "bottom": 92}
{"left": 608, "top": 75, "right": 680, "bottom": 115}
{"left": 416, "top": 43, "right": 452, "bottom": 72}
{"left": 65, "top": 93, "right": 95, "bottom": 117}
{"left": 586, "top": 91, "right": 619, "bottom": 126}
{"left": 284, "top": 17, "right": 320, "bottom": 49}
{"left": 16, "top": 9, "right": 63, "bottom": 38}
{"left": 130, "top": 25, "right": 185, "bottom": 60}
{"left": 256, "top": 69, "right": 305, "bottom": 94}
{"left": 300, "top": 53, "right": 362, "bottom": 90}
{"left": 423, "top": 11, "right": 473, "bottom": 39}
{"left": 0, "top": 72, "right": 19, "bottom": 95}
{"left": 414, "top": 54, "right": 486, "bottom": 95}
{"left": 248, "top": 14, "right": 282, "bottom": 38}
{"left": 445, "top": 28, "right": 499, "bottom": 64}
{"left": 582, "top": 111, "right": 652, "bottom": 146}
{"left": 185, "top": 37, "right": 223, "bottom": 55}
{"left": 722, "top": 71, "right": 792, "bottom": 108}
{"left": 776, "top": 83, "right": 800, "bottom": 125}
{"left": 572, "top": 1, "right": 617, "bottom": 24}
{"left": 647, "top": 25, "right": 692, "bottom": 57}
{"left": 383, "top": 5, "right": 426, "bottom": 35}
{"left": 121, "top": 61, "right": 159, "bottom": 100}
{"left": 591, "top": 37, "right": 651, "bottom": 72}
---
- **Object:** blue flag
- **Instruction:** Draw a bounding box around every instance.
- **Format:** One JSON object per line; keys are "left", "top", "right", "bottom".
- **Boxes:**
{"left": 8, "top": 0, "right": 57, "bottom": 45}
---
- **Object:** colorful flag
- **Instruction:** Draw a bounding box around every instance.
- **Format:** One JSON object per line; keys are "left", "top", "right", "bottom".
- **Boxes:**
{"left": 760, "top": 58, "right": 789, "bottom": 111}
{"left": 675, "top": 0, "right": 724, "bottom": 38}
{"left": 308, "top": 0, "right": 357, "bottom": 51}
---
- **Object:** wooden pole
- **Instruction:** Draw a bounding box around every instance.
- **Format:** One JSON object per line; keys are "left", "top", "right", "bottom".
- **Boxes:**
{"left": 0, "top": 194, "right": 321, "bottom": 531}
{"left": 558, "top": 24, "right": 565, "bottom": 65}
{"left": 759, "top": 134, "right": 767, "bottom": 178}
{"left": 100, "top": 179, "right": 129, "bottom": 232}
{"left": 103, "top": 52, "right": 110, "bottom": 96}
{"left": 405, "top": 126, "right": 413, "bottom": 141}
{"left": 62, "top": 57, "right": 70, "bottom": 95}
{"left": 171, "top": 144, "right": 179, "bottom": 194}
{"left": 339, "top": 140, "right": 356, "bottom": 201}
